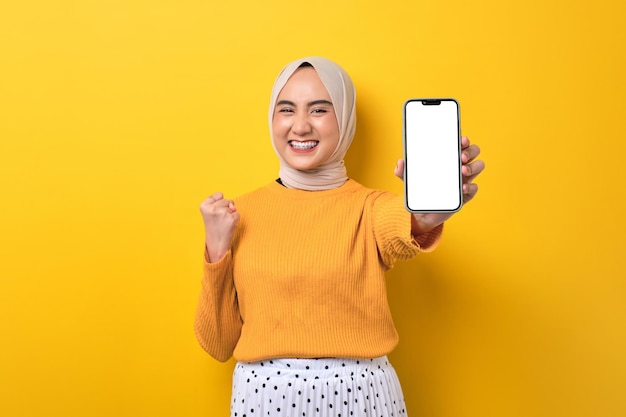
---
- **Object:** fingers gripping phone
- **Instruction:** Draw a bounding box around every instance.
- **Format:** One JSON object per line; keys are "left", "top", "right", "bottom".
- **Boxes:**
{"left": 403, "top": 98, "right": 462, "bottom": 213}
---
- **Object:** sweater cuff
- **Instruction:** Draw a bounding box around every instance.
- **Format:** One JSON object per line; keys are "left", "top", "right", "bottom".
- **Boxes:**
{"left": 374, "top": 194, "right": 421, "bottom": 265}
{"left": 203, "top": 248, "right": 233, "bottom": 277}
{"left": 412, "top": 223, "right": 444, "bottom": 252}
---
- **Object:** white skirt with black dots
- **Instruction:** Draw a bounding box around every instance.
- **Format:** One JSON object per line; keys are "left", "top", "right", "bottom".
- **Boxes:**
{"left": 230, "top": 356, "right": 407, "bottom": 417}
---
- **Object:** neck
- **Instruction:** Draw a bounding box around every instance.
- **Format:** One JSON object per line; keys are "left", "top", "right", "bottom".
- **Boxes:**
{"left": 279, "top": 160, "right": 348, "bottom": 191}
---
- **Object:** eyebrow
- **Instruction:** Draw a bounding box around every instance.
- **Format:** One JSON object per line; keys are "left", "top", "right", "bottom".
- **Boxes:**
{"left": 276, "top": 99, "right": 333, "bottom": 107}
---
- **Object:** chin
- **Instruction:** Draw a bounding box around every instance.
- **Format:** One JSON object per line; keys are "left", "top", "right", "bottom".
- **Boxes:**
{"left": 283, "top": 154, "right": 320, "bottom": 171}
{"left": 288, "top": 163, "right": 316, "bottom": 171}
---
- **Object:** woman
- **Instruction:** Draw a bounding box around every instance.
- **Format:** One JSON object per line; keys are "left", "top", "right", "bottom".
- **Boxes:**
{"left": 195, "top": 56, "right": 484, "bottom": 416}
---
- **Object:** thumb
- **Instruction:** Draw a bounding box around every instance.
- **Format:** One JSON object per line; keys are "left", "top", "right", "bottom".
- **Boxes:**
{"left": 394, "top": 159, "right": 405, "bottom": 180}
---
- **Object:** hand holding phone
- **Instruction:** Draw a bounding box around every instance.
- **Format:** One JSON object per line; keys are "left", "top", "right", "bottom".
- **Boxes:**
{"left": 403, "top": 98, "right": 463, "bottom": 213}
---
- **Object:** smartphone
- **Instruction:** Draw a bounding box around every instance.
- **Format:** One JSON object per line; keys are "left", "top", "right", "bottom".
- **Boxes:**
{"left": 403, "top": 98, "right": 462, "bottom": 213}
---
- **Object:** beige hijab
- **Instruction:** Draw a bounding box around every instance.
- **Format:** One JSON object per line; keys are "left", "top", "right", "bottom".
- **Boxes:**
{"left": 268, "top": 56, "right": 356, "bottom": 191}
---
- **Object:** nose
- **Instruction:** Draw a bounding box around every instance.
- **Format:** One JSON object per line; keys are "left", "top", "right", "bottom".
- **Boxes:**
{"left": 290, "top": 112, "right": 312, "bottom": 136}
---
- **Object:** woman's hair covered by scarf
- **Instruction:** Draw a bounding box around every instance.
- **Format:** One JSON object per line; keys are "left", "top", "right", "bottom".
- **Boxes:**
{"left": 268, "top": 56, "right": 356, "bottom": 191}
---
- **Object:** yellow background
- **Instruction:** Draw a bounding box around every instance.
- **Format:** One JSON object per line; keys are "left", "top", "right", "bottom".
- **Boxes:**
{"left": 1, "top": 1, "right": 624, "bottom": 416}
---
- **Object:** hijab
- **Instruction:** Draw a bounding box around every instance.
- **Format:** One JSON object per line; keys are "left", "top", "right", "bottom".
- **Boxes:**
{"left": 268, "top": 56, "right": 356, "bottom": 191}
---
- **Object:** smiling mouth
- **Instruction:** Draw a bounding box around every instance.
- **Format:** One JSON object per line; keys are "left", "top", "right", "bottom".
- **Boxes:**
{"left": 289, "top": 140, "right": 319, "bottom": 150}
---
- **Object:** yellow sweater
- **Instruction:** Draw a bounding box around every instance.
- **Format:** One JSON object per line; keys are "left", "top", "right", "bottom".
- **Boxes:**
{"left": 194, "top": 179, "right": 442, "bottom": 362}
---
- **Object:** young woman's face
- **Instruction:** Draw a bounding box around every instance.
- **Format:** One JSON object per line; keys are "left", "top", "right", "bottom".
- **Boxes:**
{"left": 272, "top": 66, "right": 340, "bottom": 171}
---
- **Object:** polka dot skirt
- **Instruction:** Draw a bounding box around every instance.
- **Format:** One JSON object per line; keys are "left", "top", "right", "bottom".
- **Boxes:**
{"left": 230, "top": 356, "right": 407, "bottom": 417}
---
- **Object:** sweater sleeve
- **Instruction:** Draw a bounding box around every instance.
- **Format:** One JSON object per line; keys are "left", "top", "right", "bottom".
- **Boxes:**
{"left": 412, "top": 223, "right": 443, "bottom": 253}
{"left": 193, "top": 249, "right": 242, "bottom": 362}
{"left": 372, "top": 193, "right": 443, "bottom": 268}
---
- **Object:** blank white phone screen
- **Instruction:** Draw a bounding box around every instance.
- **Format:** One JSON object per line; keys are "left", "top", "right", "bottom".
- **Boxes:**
{"left": 404, "top": 99, "right": 462, "bottom": 212}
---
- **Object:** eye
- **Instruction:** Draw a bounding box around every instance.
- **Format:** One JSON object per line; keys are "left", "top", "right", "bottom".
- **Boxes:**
{"left": 311, "top": 108, "right": 329, "bottom": 114}
{"left": 277, "top": 107, "right": 294, "bottom": 113}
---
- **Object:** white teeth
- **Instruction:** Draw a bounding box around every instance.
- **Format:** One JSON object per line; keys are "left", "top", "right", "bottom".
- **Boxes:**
{"left": 289, "top": 141, "right": 319, "bottom": 150}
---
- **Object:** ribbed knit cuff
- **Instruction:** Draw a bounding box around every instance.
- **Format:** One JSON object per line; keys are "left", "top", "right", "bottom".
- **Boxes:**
{"left": 412, "top": 223, "right": 444, "bottom": 252}
{"left": 201, "top": 249, "right": 233, "bottom": 288}
{"left": 374, "top": 194, "right": 422, "bottom": 265}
